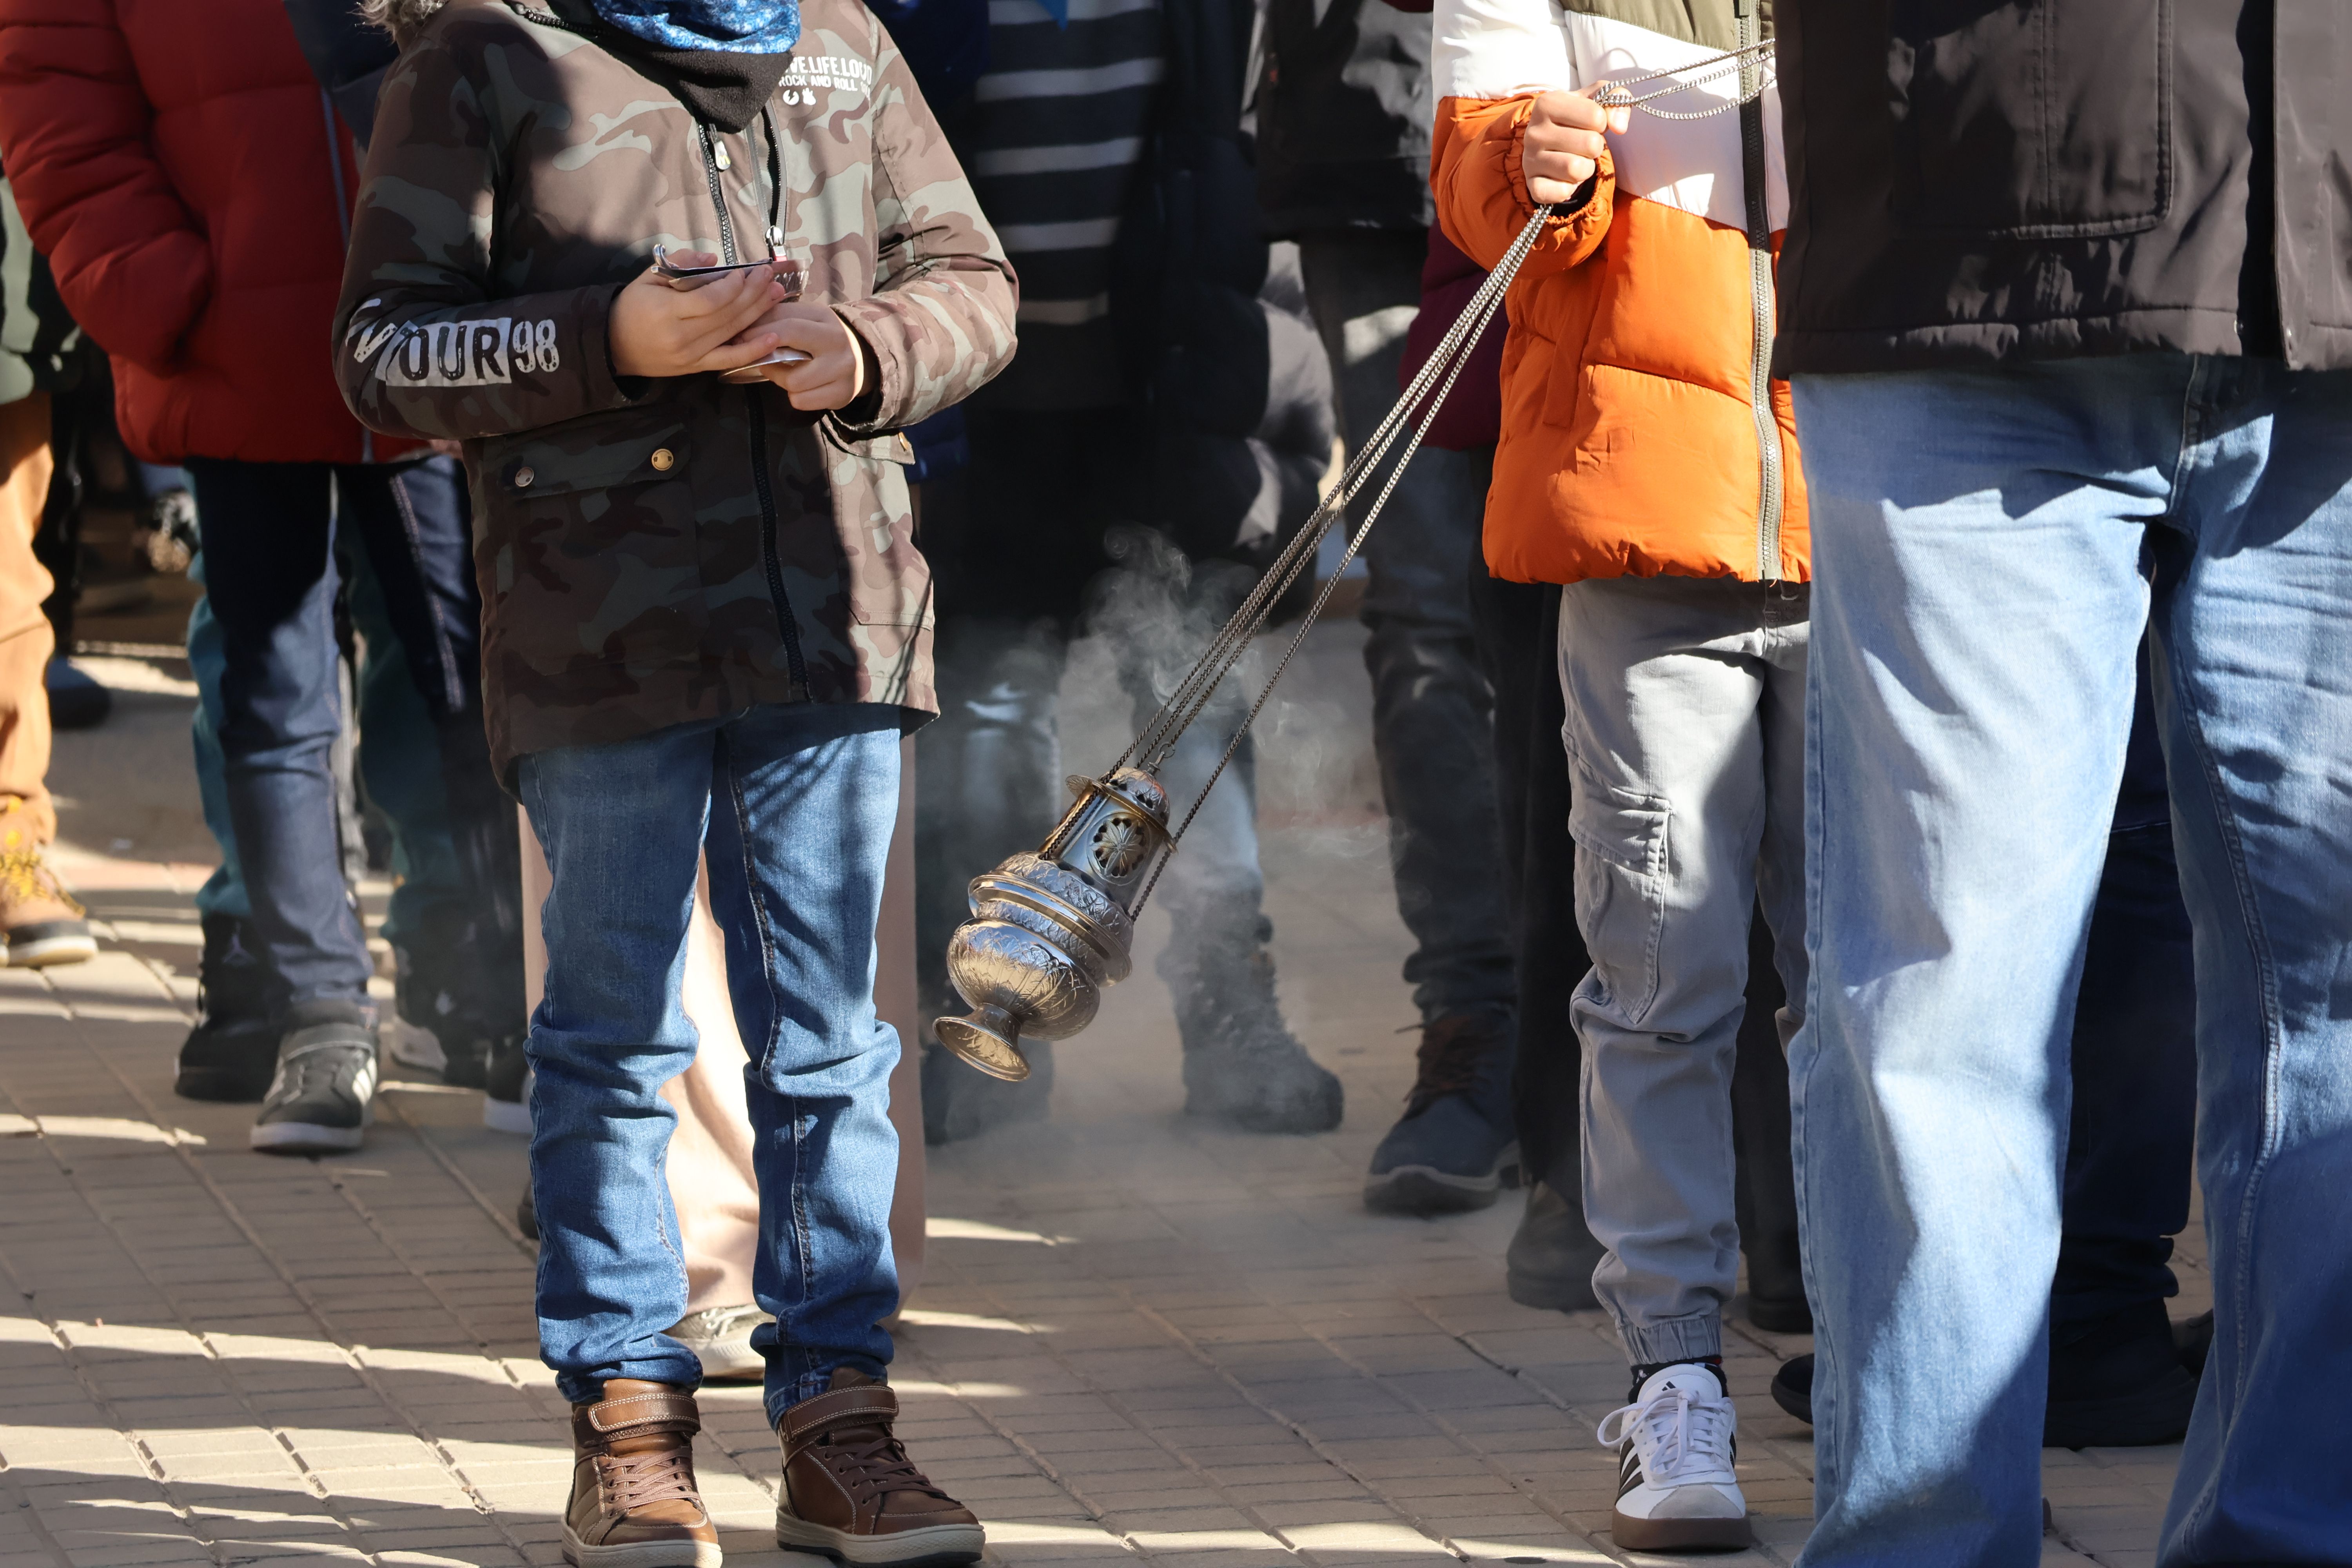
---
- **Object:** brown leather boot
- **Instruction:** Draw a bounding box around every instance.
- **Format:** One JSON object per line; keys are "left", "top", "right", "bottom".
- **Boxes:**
{"left": 564, "top": 1379, "right": 721, "bottom": 1568}
{"left": 775, "top": 1369, "right": 983, "bottom": 1565}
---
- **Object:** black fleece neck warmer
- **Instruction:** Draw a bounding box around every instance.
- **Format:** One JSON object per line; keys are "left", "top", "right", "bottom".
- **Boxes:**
{"left": 544, "top": 0, "right": 791, "bottom": 131}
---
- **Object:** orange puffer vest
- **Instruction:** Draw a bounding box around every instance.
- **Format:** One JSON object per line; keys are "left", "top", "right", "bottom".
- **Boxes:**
{"left": 1429, "top": 0, "right": 1805, "bottom": 588}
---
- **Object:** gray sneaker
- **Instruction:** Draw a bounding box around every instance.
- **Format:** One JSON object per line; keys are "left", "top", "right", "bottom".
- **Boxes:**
{"left": 250, "top": 1002, "right": 380, "bottom": 1154}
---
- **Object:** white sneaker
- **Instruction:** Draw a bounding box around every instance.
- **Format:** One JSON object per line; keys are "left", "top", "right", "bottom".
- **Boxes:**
{"left": 665, "top": 1302, "right": 772, "bottom": 1381}
{"left": 1596, "top": 1361, "right": 1751, "bottom": 1552}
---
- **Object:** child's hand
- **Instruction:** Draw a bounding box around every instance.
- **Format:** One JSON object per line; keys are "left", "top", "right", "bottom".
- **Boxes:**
{"left": 736, "top": 303, "right": 868, "bottom": 411}
{"left": 609, "top": 252, "right": 789, "bottom": 378}
{"left": 1523, "top": 86, "right": 1630, "bottom": 206}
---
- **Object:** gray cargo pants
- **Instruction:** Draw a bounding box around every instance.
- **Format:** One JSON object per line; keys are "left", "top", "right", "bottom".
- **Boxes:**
{"left": 1557, "top": 574, "right": 1809, "bottom": 1364}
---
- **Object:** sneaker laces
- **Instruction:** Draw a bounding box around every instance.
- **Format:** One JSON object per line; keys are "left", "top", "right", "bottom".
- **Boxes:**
{"left": 598, "top": 1443, "right": 703, "bottom": 1515}
{"left": 1596, "top": 1382, "right": 1737, "bottom": 1485}
{"left": 1403, "top": 1015, "right": 1502, "bottom": 1117}
{"left": 821, "top": 1427, "right": 955, "bottom": 1505}
{"left": 0, "top": 845, "right": 85, "bottom": 917}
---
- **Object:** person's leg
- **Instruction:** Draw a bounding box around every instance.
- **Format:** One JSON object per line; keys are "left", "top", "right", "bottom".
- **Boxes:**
{"left": 182, "top": 460, "right": 374, "bottom": 1013}
{"left": 1114, "top": 550, "right": 1343, "bottom": 1134}
{"left": 1561, "top": 574, "right": 1797, "bottom": 1553}
{"left": 1736, "top": 589, "right": 1813, "bottom": 1337}
{"left": 340, "top": 537, "right": 469, "bottom": 1069}
{"left": 1561, "top": 576, "right": 1784, "bottom": 1368}
{"left": 0, "top": 393, "right": 56, "bottom": 853}
{"left": 912, "top": 405, "right": 1108, "bottom": 1140}
{"left": 700, "top": 699, "right": 983, "bottom": 1565}
{"left": 2045, "top": 645, "right": 2200, "bottom": 1448}
{"left": 0, "top": 391, "right": 89, "bottom": 966}
{"left": 2154, "top": 359, "right": 2352, "bottom": 1566}
{"left": 699, "top": 702, "right": 903, "bottom": 1415}
{"left": 185, "top": 459, "right": 384, "bottom": 1153}
{"left": 517, "top": 720, "right": 715, "bottom": 1399}
{"left": 174, "top": 552, "right": 279, "bottom": 1100}
{"left": 1299, "top": 231, "right": 1517, "bottom": 1206}
{"left": 1789, "top": 358, "right": 2172, "bottom": 1567}
{"left": 519, "top": 717, "right": 726, "bottom": 1566}
{"left": 1469, "top": 546, "right": 1605, "bottom": 1305}
{"left": 338, "top": 458, "right": 525, "bottom": 1101}
{"left": 913, "top": 613, "right": 1067, "bottom": 1140}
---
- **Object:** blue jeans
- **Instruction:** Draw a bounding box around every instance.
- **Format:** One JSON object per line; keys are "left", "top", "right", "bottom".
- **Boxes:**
{"left": 1789, "top": 355, "right": 2352, "bottom": 1568}
{"left": 185, "top": 457, "right": 520, "bottom": 1027}
{"left": 187, "top": 525, "right": 459, "bottom": 949}
{"left": 519, "top": 701, "right": 903, "bottom": 1421}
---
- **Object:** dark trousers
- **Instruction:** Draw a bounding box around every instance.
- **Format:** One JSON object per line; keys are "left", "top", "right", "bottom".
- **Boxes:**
{"left": 184, "top": 457, "right": 518, "bottom": 1020}
{"left": 1466, "top": 559, "right": 1589, "bottom": 1194}
{"left": 1299, "top": 230, "right": 1515, "bottom": 1024}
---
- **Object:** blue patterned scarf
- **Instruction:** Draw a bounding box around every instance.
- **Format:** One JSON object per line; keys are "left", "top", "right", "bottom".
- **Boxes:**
{"left": 592, "top": 0, "right": 801, "bottom": 53}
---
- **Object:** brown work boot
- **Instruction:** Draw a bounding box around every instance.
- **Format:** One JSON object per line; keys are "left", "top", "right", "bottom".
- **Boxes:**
{"left": 775, "top": 1369, "right": 983, "bottom": 1565}
{"left": 564, "top": 1379, "right": 720, "bottom": 1568}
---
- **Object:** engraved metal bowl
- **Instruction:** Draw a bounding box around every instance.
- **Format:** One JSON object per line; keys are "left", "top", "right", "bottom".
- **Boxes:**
{"left": 935, "top": 769, "right": 1171, "bottom": 1081}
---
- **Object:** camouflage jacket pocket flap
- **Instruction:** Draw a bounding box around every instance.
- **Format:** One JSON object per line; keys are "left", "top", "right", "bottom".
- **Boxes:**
{"left": 491, "top": 420, "right": 694, "bottom": 498}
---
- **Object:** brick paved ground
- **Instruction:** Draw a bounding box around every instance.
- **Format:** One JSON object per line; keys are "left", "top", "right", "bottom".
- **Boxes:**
{"left": 0, "top": 636, "right": 2201, "bottom": 1568}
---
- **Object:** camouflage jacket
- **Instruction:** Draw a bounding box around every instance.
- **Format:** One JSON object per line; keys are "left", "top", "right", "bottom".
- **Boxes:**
{"left": 333, "top": 0, "right": 1016, "bottom": 781}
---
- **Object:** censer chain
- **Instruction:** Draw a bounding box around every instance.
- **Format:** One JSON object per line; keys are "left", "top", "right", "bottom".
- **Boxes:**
{"left": 1119, "top": 40, "right": 1776, "bottom": 770}
{"left": 1122, "top": 205, "right": 1553, "bottom": 776}
{"left": 1122, "top": 201, "right": 1558, "bottom": 914}
{"left": 1588, "top": 40, "right": 1774, "bottom": 120}
{"left": 1118, "top": 44, "right": 1779, "bottom": 786}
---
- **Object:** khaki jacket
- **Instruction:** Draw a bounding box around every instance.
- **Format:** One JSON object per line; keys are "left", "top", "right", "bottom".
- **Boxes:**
{"left": 335, "top": 0, "right": 1017, "bottom": 779}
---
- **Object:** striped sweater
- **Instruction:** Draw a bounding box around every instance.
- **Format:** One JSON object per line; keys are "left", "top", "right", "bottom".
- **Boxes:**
{"left": 960, "top": 0, "right": 1163, "bottom": 409}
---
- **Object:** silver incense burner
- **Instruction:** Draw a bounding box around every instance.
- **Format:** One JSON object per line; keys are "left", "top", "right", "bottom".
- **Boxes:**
{"left": 935, "top": 767, "right": 1173, "bottom": 1081}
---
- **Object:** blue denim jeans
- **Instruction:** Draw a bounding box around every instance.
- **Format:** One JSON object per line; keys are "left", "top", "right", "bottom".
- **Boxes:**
{"left": 1789, "top": 355, "right": 2352, "bottom": 1568}
{"left": 184, "top": 456, "right": 515, "bottom": 1024}
{"left": 519, "top": 701, "right": 903, "bottom": 1422}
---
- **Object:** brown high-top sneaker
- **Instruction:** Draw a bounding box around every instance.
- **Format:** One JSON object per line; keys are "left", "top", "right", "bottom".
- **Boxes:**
{"left": 775, "top": 1369, "right": 983, "bottom": 1565}
{"left": 564, "top": 1380, "right": 721, "bottom": 1568}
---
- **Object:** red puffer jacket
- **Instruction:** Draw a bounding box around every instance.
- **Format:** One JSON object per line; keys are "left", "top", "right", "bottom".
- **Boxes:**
{"left": 0, "top": 0, "right": 406, "bottom": 464}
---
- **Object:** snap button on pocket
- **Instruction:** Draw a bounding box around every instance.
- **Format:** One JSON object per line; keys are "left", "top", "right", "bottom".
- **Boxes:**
{"left": 650, "top": 448, "right": 676, "bottom": 472}
{"left": 513, "top": 465, "right": 536, "bottom": 489}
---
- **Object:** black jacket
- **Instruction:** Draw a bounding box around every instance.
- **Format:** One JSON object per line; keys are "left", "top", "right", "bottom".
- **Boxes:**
{"left": 1254, "top": 0, "right": 1434, "bottom": 235}
{"left": 1114, "top": 0, "right": 1334, "bottom": 566}
{"left": 1775, "top": 1, "right": 2352, "bottom": 373}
